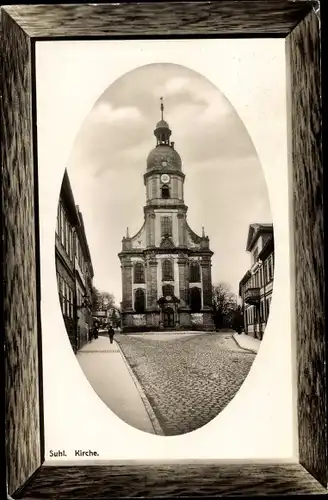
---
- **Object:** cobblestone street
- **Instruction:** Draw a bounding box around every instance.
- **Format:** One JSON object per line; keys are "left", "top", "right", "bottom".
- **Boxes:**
{"left": 116, "top": 332, "right": 256, "bottom": 436}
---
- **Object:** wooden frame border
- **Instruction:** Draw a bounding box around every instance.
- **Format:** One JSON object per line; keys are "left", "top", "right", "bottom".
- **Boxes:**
{"left": 1, "top": 1, "right": 325, "bottom": 497}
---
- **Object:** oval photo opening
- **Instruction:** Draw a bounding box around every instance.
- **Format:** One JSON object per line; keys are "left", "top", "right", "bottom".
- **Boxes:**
{"left": 55, "top": 63, "right": 274, "bottom": 436}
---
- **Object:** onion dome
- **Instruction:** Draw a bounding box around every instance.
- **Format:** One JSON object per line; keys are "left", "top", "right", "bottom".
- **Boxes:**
{"left": 147, "top": 145, "right": 182, "bottom": 171}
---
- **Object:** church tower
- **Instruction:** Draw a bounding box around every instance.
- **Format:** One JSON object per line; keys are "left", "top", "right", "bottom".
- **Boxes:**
{"left": 119, "top": 99, "right": 215, "bottom": 332}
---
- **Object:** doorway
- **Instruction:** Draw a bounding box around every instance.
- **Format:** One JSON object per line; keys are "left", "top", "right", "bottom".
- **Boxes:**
{"left": 163, "top": 307, "right": 175, "bottom": 328}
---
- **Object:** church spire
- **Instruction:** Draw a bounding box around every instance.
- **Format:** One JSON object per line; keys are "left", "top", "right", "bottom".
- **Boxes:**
{"left": 154, "top": 97, "right": 171, "bottom": 146}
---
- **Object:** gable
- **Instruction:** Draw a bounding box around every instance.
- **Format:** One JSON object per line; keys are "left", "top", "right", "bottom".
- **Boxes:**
{"left": 160, "top": 236, "right": 175, "bottom": 249}
{"left": 130, "top": 223, "right": 146, "bottom": 250}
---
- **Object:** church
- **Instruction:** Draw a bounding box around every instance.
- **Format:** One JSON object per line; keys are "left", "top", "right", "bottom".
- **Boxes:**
{"left": 118, "top": 99, "right": 215, "bottom": 332}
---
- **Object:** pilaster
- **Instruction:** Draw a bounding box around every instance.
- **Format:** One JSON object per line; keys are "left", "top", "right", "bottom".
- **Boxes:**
{"left": 201, "top": 257, "right": 213, "bottom": 308}
{"left": 177, "top": 212, "right": 186, "bottom": 246}
{"left": 178, "top": 255, "right": 189, "bottom": 307}
{"left": 146, "top": 254, "right": 158, "bottom": 309}
{"left": 145, "top": 209, "right": 156, "bottom": 247}
{"left": 121, "top": 259, "right": 133, "bottom": 311}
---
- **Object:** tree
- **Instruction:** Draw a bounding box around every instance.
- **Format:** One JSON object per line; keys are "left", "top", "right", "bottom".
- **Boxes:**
{"left": 100, "top": 292, "right": 115, "bottom": 312}
{"left": 212, "top": 282, "right": 237, "bottom": 330}
{"left": 91, "top": 286, "right": 101, "bottom": 314}
{"left": 91, "top": 286, "right": 115, "bottom": 313}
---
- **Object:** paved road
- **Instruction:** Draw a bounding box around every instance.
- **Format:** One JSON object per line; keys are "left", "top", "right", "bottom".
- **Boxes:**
{"left": 116, "top": 332, "right": 256, "bottom": 436}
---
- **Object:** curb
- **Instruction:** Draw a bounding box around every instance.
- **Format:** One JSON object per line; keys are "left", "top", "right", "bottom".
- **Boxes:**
{"left": 124, "top": 331, "right": 204, "bottom": 336}
{"left": 232, "top": 334, "right": 258, "bottom": 354}
{"left": 114, "top": 340, "right": 165, "bottom": 436}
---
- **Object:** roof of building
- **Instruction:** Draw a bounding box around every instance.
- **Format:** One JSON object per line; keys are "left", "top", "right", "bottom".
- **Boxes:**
{"left": 156, "top": 119, "right": 170, "bottom": 129}
{"left": 76, "top": 207, "right": 94, "bottom": 277}
{"left": 59, "top": 170, "right": 94, "bottom": 278}
{"left": 258, "top": 234, "right": 274, "bottom": 261}
{"left": 239, "top": 269, "right": 252, "bottom": 286}
{"left": 147, "top": 99, "right": 181, "bottom": 171}
{"left": 60, "top": 170, "right": 79, "bottom": 226}
{"left": 246, "top": 223, "right": 273, "bottom": 252}
{"left": 146, "top": 144, "right": 182, "bottom": 171}
{"left": 238, "top": 269, "right": 252, "bottom": 296}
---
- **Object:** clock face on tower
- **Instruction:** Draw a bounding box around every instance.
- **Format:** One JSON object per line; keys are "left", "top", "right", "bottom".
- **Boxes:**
{"left": 161, "top": 173, "right": 170, "bottom": 184}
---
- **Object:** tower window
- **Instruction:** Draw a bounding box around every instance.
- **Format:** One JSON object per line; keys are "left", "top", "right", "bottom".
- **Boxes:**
{"left": 190, "top": 287, "right": 202, "bottom": 313}
{"left": 161, "top": 185, "right": 170, "bottom": 199}
{"left": 134, "top": 288, "right": 145, "bottom": 313}
{"left": 162, "top": 259, "right": 174, "bottom": 281}
{"left": 190, "top": 261, "right": 201, "bottom": 282}
{"left": 161, "top": 216, "right": 172, "bottom": 237}
{"left": 163, "top": 284, "right": 174, "bottom": 297}
{"left": 134, "top": 262, "right": 145, "bottom": 284}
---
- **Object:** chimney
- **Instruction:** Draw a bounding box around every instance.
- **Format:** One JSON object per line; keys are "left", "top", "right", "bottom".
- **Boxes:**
{"left": 171, "top": 141, "right": 175, "bottom": 149}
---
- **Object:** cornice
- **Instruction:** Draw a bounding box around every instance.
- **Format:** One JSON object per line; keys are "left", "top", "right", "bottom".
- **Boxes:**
{"left": 119, "top": 247, "right": 214, "bottom": 258}
{"left": 143, "top": 169, "right": 185, "bottom": 182}
{"left": 144, "top": 203, "right": 188, "bottom": 213}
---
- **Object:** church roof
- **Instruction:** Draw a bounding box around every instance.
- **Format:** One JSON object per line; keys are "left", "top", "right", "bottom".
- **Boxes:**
{"left": 146, "top": 144, "right": 182, "bottom": 171}
{"left": 156, "top": 119, "right": 170, "bottom": 129}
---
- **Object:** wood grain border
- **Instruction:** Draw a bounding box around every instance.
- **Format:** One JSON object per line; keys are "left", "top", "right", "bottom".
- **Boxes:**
{"left": 0, "top": 1, "right": 325, "bottom": 497}
{"left": 1, "top": 8, "right": 42, "bottom": 495}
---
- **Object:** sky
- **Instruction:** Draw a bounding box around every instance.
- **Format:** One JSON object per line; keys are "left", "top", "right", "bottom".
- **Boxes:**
{"left": 66, "top": 63, "right": 272, "bottom": 305}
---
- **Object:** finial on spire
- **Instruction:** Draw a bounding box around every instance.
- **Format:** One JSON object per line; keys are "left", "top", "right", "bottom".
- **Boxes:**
{"left": 160, "top": 97, "right": 164, "bottom": 120}
{"left": 202, "top": 226, "right": 205, "bottom": 238}
{"left": 126, "top": 227, "right": 130, "bottom": 238}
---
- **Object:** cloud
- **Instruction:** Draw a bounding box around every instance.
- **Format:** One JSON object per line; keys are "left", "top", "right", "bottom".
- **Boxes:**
{"left": 66, "top": 62, "right": 273, "bottom": 300}
{"left": 197, "top": 100, "right": 231, "bottom": 125}
{"left": 153, "top": 76, "right": 190, "bottom": 98}
{"left": 154, "top": 74, "right": 233, "bottom": 121}
{"left": 121, "top": 139, "right": 152, "bottom": 162}
{"left": 90, "top": 102, "right": 144, "bottom": 124}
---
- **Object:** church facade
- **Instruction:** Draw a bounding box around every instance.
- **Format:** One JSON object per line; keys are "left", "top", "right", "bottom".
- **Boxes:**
{"left": 118, "top": 100, "right": 215, "bottom": 332}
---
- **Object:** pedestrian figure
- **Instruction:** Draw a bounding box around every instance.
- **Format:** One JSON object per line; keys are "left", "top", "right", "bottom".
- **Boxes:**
{"left": 108, "top": 324, "right": 115, "bottom": 344}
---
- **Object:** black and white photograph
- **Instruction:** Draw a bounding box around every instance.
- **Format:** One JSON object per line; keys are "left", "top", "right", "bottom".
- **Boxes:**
{"left": 36, "top": 37, "right": 295, "bottom": 463}
{"left": 55, "top": 63, "right": 274, "bottom": 437}
{"left": 2, "top": 3, "right": 324, "bottom": 498}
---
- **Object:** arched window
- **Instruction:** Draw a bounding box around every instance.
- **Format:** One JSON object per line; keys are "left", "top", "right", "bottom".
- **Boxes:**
{"left": 161, "top": 216, "right": 172, "bottom": 237}
{"left": 134, "top": 262, "right": 145, "bottom": 284}
{"left": 161, "top": 185, "right": 170, "bottom": 199}
{"left": 134, "top": 288, "right": 145, "bottom": 313}
{"left": 163, "top": 284, "right": 174, "bottom": 297}
{"left": 162, "top": 259, "right": 174, "bottom": 281}
{"left": 190, "top": 261, "right": 201, "bottom": 282}
{"left": 190, "top": 287, "right": 202, "bottom": 313}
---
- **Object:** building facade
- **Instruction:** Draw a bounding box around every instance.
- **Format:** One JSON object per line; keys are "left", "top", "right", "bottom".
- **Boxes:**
{"left": 75, "top": 208, "right": 94, "bottom": 349}
{"left": 239, "top": 223, "right": 274, "bottom": 340}
{"left": 55, "top": 170, "right": 94, "bottom": 353}
{"left": 93, "top": 308, "right": 121, "bottom": 328}
{"left": 119, "top": 100, "right": 215, "bottom": 332}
